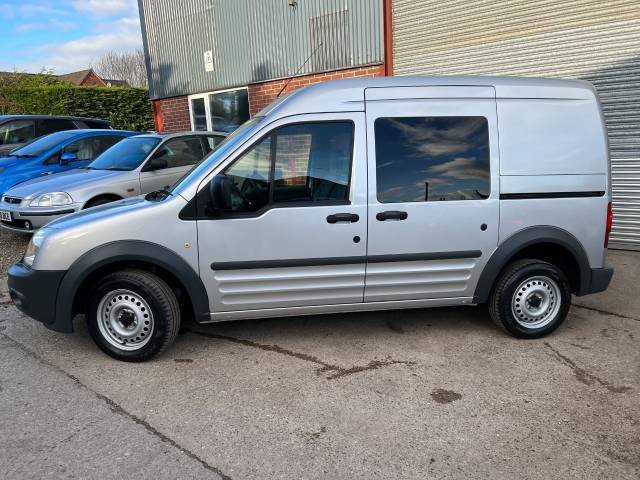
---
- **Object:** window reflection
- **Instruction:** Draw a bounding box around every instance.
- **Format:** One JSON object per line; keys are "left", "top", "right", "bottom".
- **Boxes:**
{"left": 209, "top": 90, "right": 250, "bottom": 133}
{"left": 375, "top": 116, "right": 490, "bottom": 203}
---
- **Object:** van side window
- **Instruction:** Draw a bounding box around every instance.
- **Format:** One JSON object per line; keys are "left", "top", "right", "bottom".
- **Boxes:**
{"left": 273, "top": 122, "right": 352, "bottom": 203}
{"left": 217, "top": 136, "right": 271, "bottom": 213}
{"left": 200, "top": 121, "right": 353, "bottom": 218}
{"left": 375, "top": 116, "right": 490, "bottom": 203}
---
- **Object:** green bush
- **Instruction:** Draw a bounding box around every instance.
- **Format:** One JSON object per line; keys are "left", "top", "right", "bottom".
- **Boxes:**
{"left": 0, "top": 71, "right": 66, "bottom": 88}
{"left": 0, "top": 85, "right": 154, "bottom": 131}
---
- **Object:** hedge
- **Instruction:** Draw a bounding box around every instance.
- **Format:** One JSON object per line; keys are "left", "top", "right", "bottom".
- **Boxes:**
{"left": 0, "top": 85, "right": 154, "bottom": 131}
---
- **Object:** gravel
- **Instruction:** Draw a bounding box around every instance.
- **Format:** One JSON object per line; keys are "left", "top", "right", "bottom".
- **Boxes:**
{"left": 0, "top": 229, "right": 30, "bottom": 275}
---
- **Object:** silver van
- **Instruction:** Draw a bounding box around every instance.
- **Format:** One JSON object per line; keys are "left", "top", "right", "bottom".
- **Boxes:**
{"left": 8, "top": 77, "right": 614, "bottom": 361}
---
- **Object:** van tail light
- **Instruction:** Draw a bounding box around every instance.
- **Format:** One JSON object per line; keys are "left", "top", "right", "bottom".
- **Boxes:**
{"left": 605, "top": 202, "right": 613, "bottom": 248}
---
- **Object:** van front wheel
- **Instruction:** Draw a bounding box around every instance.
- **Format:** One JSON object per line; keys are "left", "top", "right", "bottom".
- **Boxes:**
{"left": 489, "top": 259, "right": 571, "bottom": 338}
{"left": 87, "top": 269, "right": 181, "bottom": 361}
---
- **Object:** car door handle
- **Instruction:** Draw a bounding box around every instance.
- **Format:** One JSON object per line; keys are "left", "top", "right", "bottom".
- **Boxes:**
{"left": 326, "top": 213, "right": 359, "bottom": 224}
{"left": 376, "top": 210, "right": 408, "bottom": 221}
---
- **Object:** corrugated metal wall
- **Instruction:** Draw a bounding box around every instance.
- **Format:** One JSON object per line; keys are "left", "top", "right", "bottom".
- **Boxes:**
{"left": 138, "top": 0, "right": 383, "bottom": 100}
{"left": 392, "top": 0, "right": 640, "bottom": 249}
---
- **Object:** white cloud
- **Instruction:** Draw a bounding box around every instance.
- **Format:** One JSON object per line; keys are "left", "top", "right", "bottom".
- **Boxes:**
{"left": 1, "top": 14, "right": 142, "bottom": 74}
{"left": 428, "top": 157, "right": 490, "bottom": 182}
{"left": 1, "top": 0, "right": 142, "bottom": 74}
{"left": 72, "top": 0, "right": 137, "bottom": 17}
{"left": 16, "top": 19, "right": 78, "bottom": 33}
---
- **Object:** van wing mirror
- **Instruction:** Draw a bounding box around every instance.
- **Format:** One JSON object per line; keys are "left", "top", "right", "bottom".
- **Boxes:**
{"left": 209, "top": 175, "right": 233, "bottom": 212}
{"left": 60, "top": 152, "right": 78, "bottom": 165}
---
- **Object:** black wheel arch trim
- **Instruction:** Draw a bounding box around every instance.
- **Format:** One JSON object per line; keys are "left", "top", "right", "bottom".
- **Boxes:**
{"left": 56, "top": 240, "right": 210, "bottom": 332}
{"left": 83, "top": 194, "right": 124, "bottom": 209}
{"left": 473, "top": 226, "right": 592, "bottom": 303}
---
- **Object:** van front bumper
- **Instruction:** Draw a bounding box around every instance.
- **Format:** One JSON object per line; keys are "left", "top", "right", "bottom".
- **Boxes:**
{"left": 7, "top": 262, "right": 70, "bottom": 333}
{"left": 577, "top": 266, "right": 614, "bottom": 296}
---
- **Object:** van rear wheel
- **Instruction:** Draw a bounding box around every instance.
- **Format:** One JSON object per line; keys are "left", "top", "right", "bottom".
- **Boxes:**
{"left": 489, "top": 259, "right": 571, "bottom": 338}
{"left": 86, "top": 269, "right": 181, "bottom": 361}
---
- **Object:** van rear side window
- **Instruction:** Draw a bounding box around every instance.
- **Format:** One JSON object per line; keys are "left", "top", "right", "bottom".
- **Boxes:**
{"left": 374, "top": 116, "right": 490, "bottom": 203}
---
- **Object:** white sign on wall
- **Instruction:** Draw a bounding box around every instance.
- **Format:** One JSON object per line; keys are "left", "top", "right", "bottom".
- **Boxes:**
{"left": 204, "top": 50, "right": 214, "bottom": 72}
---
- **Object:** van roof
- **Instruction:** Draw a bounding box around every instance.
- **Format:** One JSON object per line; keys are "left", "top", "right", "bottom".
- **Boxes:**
{"left": 260, "top": 75, "right": 597, "bottom": 118}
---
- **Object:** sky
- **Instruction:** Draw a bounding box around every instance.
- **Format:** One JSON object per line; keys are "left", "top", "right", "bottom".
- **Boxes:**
{"left": 0, "top": 0, "right": 143, "bottom": 74}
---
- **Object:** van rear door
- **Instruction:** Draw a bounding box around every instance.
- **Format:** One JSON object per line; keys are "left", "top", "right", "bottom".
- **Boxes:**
{"left": 364, "top": 86, "right": 500, "bottom": 302}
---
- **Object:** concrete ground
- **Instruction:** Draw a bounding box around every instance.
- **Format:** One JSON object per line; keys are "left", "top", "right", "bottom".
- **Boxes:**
{"left": 0, "top": 250, "right": 638, "bottom": 479}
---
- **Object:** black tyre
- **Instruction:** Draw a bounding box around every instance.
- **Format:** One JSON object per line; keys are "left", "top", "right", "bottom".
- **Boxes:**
{"left": 86, "top": 269, "right": 181, "bottom": 361}
{"left": 84, "top": 197, "right": 117, "bottom": 209}
{"left": 489, "top": 259, "right": 571, "bottom": 338}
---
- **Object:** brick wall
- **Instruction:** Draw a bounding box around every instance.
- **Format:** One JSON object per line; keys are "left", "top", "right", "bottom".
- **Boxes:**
{"left": 154, "top": 96, "right": 191, "bottom": 133}
{"left": 152, "top": 64, "right": 385, "bottom": 132}
{"left": 248, "top": 64, "right": 385, "bottom": 116}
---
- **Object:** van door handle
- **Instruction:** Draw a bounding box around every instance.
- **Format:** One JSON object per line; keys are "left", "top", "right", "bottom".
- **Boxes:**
{"left": 376, "top": 210, "right": 408, "bottom": 221}
{"left": 326, "top": 213, "right": 359, "bottom": 224}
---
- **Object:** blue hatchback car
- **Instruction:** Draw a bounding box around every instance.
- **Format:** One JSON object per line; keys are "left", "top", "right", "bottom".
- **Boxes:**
{"left": 0, "top": 129, "right": 139, "bottom": 198}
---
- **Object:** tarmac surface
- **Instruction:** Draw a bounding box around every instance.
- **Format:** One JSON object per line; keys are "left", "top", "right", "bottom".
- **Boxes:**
{"left": 0, "top": 250, "right": 638, "bottom": 479}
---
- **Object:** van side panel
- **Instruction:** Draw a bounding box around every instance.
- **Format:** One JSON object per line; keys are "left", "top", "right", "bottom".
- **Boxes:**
{"left": 496, "top": 91, "right": 610, "bottom": 269}
{"left": 497, "top": 97, "right": 607, "bottom": 176}
{"left": 499, "top": 197, "right": 608, "bottom": 268}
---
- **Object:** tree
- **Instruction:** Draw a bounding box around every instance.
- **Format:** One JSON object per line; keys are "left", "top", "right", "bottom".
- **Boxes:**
{"left": 93, "top": 49, "right": 148, "bottom": 87}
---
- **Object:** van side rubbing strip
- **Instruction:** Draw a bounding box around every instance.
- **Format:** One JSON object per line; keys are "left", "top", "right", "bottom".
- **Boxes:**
{"left": 210, "top": 251, "right": 481, "bottom": 270}
{"left": 500, "top": 191, "right": 605, "bottom": 200}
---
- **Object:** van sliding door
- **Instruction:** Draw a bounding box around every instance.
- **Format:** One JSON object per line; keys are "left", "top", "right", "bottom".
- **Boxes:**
{"left": 364, "top": 86, "right": 500, "bottom": 303}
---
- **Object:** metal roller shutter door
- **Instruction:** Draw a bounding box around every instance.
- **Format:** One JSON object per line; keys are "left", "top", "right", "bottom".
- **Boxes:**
{"left": 392, "top": 0, "right": 640, "bottom": 248}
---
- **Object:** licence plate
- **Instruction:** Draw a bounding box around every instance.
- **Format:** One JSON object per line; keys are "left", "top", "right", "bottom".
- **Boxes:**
{"left": 0, "top": 210, "right": 12, "bottom": 222}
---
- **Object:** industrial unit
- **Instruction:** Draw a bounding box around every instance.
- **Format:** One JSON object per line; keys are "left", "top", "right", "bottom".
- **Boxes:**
{"left": 138, "top": 0, "right": 640, "bottom": 249}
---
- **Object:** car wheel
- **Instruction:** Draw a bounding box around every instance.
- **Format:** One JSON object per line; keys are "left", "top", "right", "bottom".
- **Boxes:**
{"left": 489, "top": 259, "right": 571, "bottom": 338}
{"left": 86, "top": 269, "right": 181, "bottom": 361}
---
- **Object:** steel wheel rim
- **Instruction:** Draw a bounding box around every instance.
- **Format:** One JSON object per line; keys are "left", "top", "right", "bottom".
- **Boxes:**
{"left": 97, "top": 289, "right": 154, "bottom": 351}
{"left": 511, "top": 275, "right": 561, "bottom": 329}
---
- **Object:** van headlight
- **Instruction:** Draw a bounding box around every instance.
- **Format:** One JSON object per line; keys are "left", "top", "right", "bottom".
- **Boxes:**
{"left": 29, "top": 192, "right": 72, "bottom": 207}
{"left": 23, "top": 229, "right": 47, "bottom": 267}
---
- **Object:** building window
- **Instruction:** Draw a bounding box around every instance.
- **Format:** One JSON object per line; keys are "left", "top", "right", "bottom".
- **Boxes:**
{"left": 374, "top": 116, "right": 490, "bottom": 203}
{"left": 191, "top": 98, "right": 208, "bottom": 131}
{"left": 310, "top": 9, "right": 352, "bottom": 71}
{"left": 188, "top": 87, "right": 250, "bottom": 133}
